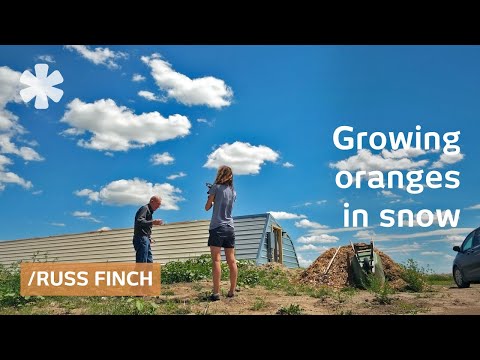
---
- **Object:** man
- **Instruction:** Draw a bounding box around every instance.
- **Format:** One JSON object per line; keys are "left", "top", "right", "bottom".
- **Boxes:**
{"left": 133, "top": 195, "right": 163, "bottom": 263}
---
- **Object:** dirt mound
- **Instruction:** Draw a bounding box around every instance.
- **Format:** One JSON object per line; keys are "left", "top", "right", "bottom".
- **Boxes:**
{"left": 300, "top": 245, "right": 406, "bottom": 289}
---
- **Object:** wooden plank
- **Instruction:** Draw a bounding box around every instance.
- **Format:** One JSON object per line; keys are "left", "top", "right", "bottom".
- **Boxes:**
{"left": 324, "top": 246, "right": 341, "bottom": 275}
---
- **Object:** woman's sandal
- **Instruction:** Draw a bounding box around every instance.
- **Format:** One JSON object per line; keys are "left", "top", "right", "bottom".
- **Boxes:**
{"left": 227, "top": 291, "right": 235, "bottom": 298}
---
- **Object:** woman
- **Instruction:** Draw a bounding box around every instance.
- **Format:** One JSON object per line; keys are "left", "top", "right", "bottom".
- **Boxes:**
{"left": 204, "top": 165, "right": 237, "bottom": 301}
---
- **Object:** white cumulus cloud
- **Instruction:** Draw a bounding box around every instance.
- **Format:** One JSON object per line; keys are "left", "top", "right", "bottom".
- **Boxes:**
{"left": 297, "top": 244, "right": 330, "bottom": 252}
{"left": 380, "top": 190, "right": 400, "bottom": 198}
{"left": 297, "top": 254, "right": 313, "bottom": 268}
{"left": 294, "top": 219, "right": 329, "bottom": 229}
{"left": 354, "top": 230, "right": 377, "bottom": 239}
{"left": 0, "top": 154, "right": 11, "bottom": 171}
{"left": 376, "top": 242, "right": 422, "bottom": 254}
{"left": 141, "top": 53, "right": 233, "bottom": 108}
{"left": 0, "top": 134, "right": 43, "bottom": 161}
{"left": 282, "top": 162, "right": 294, "bottom": 168}
{"left": 0, "top": 171, "right": 32, "bottom": 190}
{"left": 420, "top": 251, "right": 443, "bottom": 256}
{"left": 359, "top": 227, "right": 472, "bottom": 242}
{"left": 72, "top": 211, "right": 100, "bottom": 223}
{"left": 75, "top": 178, "right": 184, "bottom": 210}
{"left": 297, "top": 234, "right": 339, "bottom": 244}
{"left": 446, "top": 235, "right": 465, "bottom": 241}
{"left": 381, "top": 148, "right": 426, "bottom": 159}
{"left": 151, "top": 152, "right": 174, "bottom": 166}
{"left": 267, "top": 211, "right": 306, "bottom": 220}
{"left": 65, "top": 45, "right": 127, "bottom": 69}
{"left": 61, "top": 98, "right": 191, "bottom": 152}
{"left": 73, "top": 211, "right": 91, "bottom": 217}
{"left": 167, "top": 172, "right": 187, "bottom": 180}
{"left": 197, "top": 118, "right": 215, "bottom": 127}
{"left": 36, "top": 55, "right": 55, "bottom": 63}
{"left": 432, "top": 152, "right": 465, "bottom": 169}
{"left": 465, "top": 204, "right": 480, "bottom": 210}
{"left": 74, "top": 188, "right": 100, "bottom": 202}
{"left": 0, "top": 66, "right": 23, "bottom": 108}
{"left": 204, "top": 141, "right": 279, "bottom": 175}
{"left": 0, "top": 66, "right": 38, "bottom": 191}
{"left": 330, "top": 149, "right": 429, "bottom": 172}
{"left": 132, "top": 74, "right": 146, "bottom": 82}
{"left": 138, "top": 90, "right": 163, "bottom": 102}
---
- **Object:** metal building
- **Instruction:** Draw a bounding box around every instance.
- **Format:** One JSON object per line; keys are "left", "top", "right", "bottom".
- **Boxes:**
{"left": 0, "top": 214, "right": 299, "bottom": 268}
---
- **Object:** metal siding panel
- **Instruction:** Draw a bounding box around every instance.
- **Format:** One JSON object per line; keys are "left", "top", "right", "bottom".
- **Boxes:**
{"left": 257, "top": 257, "right": 268, "bottom": 265}
{"left": 0, "top": 215, "right": 271, "bottom": 266}
{"left": 282, "top": 236, "right": 299, "bottom": 268}
{"left": 253, "top": 214, "right": 270, "bottom": 265}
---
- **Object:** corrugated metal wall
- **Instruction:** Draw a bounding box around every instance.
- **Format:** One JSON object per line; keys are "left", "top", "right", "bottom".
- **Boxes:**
{"left": 281, "top": 234, "right": 299, "bottom": 268}
{"left": 0, "top": 215, "right": 272, "bottom": 266}
{"left": 256, "top": 215, "right": 300, "bottom": 268}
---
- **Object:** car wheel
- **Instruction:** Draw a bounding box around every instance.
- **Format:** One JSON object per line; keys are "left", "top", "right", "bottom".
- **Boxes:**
{"left": 453, "top": 266, "right": 470, "bottom": 288}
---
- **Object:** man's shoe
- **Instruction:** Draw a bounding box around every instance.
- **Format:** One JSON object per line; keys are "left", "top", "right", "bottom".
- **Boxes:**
{"left": 208, "top": 293, "right": 220, "bottom": 301}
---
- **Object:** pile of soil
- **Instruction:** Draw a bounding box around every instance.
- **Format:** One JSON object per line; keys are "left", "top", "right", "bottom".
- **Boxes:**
{"left": 300, "top": 245, "right": 406, "bottom": 289}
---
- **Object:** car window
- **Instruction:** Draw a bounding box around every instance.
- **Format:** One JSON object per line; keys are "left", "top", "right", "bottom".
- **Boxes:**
{"left": 462, "top": 231, "right": 475, "bottom": 252}
{"left": 474, "top": 229, "right": 480, "bottom": 248}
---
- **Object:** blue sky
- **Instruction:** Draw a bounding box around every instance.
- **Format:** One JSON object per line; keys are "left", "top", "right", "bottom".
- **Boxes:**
{"left": 1, "top": 45, "right": 479, "bottom": 273}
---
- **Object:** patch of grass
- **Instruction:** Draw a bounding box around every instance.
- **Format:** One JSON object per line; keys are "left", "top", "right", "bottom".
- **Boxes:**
{"left": 340, "top": 286, "right": 358, "bottom": 296}
{"left": 401, "top": 259, "right": 430, "bottom": 292}
{"left": 306, "top": 286, "right": 332, "bottom": 300}
{"left": 256, "top": 267, "right": 291, "bottom": 290}
{"left": 237, "top": 261, "right": 261, "bottom": 286}
{"left": 88, "top": 298, "right": 131, "bottom": 315}
{"left": 395, "top": 300, "right": 427, "bottom": 315}
{"left": 414, "top": 292, "right": 434, "bottom": 299}
{"left": 1, "top": 304, "right": 53, "bottom": 315}
{"left": 161, "top": 290, "right": 175, "bottom": 296}
{"left": 425, "top": 273, "right": 454, "bottom": 286}
{"left": 364, "top": 274, "right": 394, "bottom": 305}
{"left": 161, "top": 255, "right": 219, "bottom": 284}
{"left": 332, "top": 292, "right": 347, "bottom": 303}
{"left": 0, "top": 260, "right": 48, "bottom": 309}
{"left": 88, "top": 297, "right": 159, "bottom": 315}
{"left": 337, "top": 309, "right": 353, "bottom": 315}
{"left": 373, "top": 284, "right": 394, "bottom": 305}
{"left": 191, "top": 283, "right": 204, "bottom": 292}
{"left": 285, "top": 285, "right": 303, "bottom": 296}
{"left": 250, "top": 297, "right": 267, "bottom": 311}
{"left": 331, "top": 288, "right": 356, "bottom": 304}
{"left": 159, "top": 300, "right": 191, "bottom": 315}
{"left": 161, "top": 255, "right": 262, "bottom": 286}
{"left": 276, "top": 303, "right": 304, "bottom": 315}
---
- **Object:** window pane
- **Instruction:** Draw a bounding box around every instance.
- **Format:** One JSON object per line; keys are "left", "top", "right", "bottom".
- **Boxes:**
{"left": 462, "top": 233, "right": 474, "bottom": 251}
{"left": 474, "top": 230, "right": 480, "bottom": 248}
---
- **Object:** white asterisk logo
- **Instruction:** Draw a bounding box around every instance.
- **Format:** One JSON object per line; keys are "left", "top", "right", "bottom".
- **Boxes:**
{"left": 20, "top": 64, "right": 64, "bottom": 109}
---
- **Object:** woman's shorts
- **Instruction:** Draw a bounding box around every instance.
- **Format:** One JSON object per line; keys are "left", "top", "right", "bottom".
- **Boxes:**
{"left": 208, "top": 225, "right": 235, "bottom": 248}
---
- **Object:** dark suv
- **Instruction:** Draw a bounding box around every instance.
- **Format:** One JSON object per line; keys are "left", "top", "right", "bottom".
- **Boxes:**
{"left": 453, "top": 227, "right": 480, "bottom": 288}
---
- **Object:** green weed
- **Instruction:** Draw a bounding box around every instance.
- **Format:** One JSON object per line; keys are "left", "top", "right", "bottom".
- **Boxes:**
{"left": 276, "top": 303, "right": 304, "bottom": 315}
{"left": 401, "top": 259, "right": 430, "bottom": 292}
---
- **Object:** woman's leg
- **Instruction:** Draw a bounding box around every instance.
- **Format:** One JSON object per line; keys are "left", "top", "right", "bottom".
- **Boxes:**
{"left": 224, "top": 248, "right": 238, "bottom": 295}
{"left": 209, "top": 246, "right": 222, "bottom": 295}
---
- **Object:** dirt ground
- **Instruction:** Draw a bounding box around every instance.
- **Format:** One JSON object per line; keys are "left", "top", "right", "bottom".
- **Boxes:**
{"left": 157, "top": 281, "right": 480, "bottom": 315}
